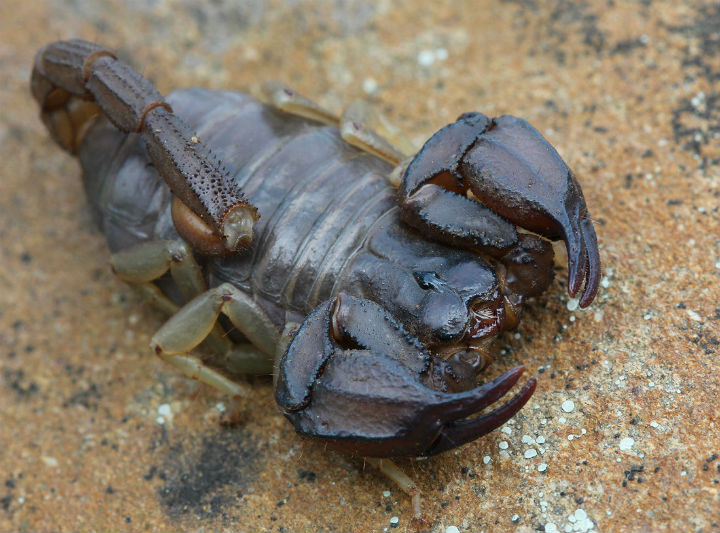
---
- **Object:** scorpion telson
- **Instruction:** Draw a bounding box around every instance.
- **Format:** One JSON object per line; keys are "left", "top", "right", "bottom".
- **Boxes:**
{"left": 32, "top": 39, "right": 600, "bottom": 503}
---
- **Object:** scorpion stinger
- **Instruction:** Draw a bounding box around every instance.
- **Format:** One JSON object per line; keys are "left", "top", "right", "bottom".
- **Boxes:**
{"left": 275, "top": 294, "right": 536, "bottom": 458}
{"left": 399, "top": 112, "right": 601, "bottom": 308}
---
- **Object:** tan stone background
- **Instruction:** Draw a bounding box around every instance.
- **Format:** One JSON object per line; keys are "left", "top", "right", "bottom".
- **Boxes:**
{"left": 1, "top": 1, "right": 719, "bottom": 531}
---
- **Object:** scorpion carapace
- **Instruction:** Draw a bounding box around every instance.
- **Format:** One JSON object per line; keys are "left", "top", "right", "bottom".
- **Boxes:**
{"left": 32, "top": 40, "right": 600, "bottom": 461}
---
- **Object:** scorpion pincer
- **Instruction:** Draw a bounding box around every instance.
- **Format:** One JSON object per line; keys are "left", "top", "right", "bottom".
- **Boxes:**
{"left": 31, "top": 39, "right": 600, "bottom": 488}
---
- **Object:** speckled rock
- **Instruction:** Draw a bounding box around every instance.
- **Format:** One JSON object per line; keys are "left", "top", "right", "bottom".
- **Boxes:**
{"left": 0, "top": 1, "right": 718, "bottom": 532}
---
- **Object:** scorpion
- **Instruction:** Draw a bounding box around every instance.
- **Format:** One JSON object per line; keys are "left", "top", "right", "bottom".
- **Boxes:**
{"left": 31, "top": 40, "right": 600, "bottom": 513}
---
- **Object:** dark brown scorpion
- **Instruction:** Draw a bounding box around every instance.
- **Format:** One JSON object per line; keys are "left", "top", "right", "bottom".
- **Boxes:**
{"left": 31, "top": 40, "right": 600, "bottom": 507}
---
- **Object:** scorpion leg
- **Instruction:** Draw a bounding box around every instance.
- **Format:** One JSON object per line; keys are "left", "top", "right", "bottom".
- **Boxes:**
{"left": 110, "top": 239, "right": 232, "bottom": 358}
{"left": 111, "top": 240, "right": 206, "bottom": 304}
{"left": 338, "top": 100, "right": 413, "bottom": 165}
{"left": 260, "top": 81, "right": 338, "bottom": 125}
{"left": 151, "top": 283, "right": 278, "bottom": 379}
{"left": 261, "top": 82, "right": 413, "bottom": 172}
{"left": 365, "top": 458, "right": 422, "bottom": 522}
{"left": 112, "top": 243, "right": 276, "bottom": 388}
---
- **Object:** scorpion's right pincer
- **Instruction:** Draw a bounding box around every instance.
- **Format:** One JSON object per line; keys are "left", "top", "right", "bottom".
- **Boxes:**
{"left": 399, "top": 111, "right": 601, "bottom": 307}
{"left": 275, "top": 293, "right": 536, "bottom": 458}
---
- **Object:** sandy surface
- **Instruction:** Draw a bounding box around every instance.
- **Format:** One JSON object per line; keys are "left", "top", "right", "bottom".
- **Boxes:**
{"left": 1, "top": 1, "right": 718, "bottom": 531}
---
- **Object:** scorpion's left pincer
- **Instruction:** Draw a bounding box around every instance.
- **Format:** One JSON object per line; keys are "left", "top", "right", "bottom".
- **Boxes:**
{"left": 275, "top": 293, "right": 536, "bottom": 458}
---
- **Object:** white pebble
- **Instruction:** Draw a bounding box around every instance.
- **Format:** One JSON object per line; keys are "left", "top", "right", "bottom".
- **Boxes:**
{"left": 41, "top": 456, "right": 58, "bottom": 467}
{"left": 499, "top": 441, "right": 509, "bottom": 450}
{"left": 650, "top": 421, "right": 659, "bottom": 428}
{"left": 362, "top": 77, "right": 378, "bottom": 94}
{"left": 536, "top": 436, "right": 546, "bottom": 444}
{"left": 512, "top": 514, "right": 520, "bottom": 522}
{"left": 483, "top": 456, "right": 491, "bottom": 464}
{"left": 502, "top": 426, "right": 513, "bottom": 435}
{"left": 417, "top": 50, "right": 435, "bottom": 66}
{"left": 383, "top": 490, "right": 391, "bottom": 497}
{"left": 573, "top": 509, "right": 594, "bottom": 532}
{"left": 156, "top": 416, "right": 165, "bottom": 425}
{"left": 446, "top": 526, "right": 460, "bottom": 533}
{"left": 619, "top": 437, "right": 635, "bottom": 451}
{"left": 521, "top": 434, "right": 535, "bottom": 444}
{"left": 566, "top": 298, "right": 579, "bottom": 311}
{"left": 561, "top": 400, "right": 575, "bottom": 413}
{"left": 538, "top": 463, "right": 548, "bottom": 472}
{"left": 158, "top": 403, "right": 172, "bottom": 416}
{"left": 215, "top": 402, "right": 227, "bottom": 413}
{"left": 524, "top": 449, "right": 538, "bottom": 459}
{"left": 545, "top": 522, "right": 559, "bottom": 533}
{"left": 687, "top": 309, "right": 702, "bottom": 321}
{"left": 559, "top": 416, "right": 566, "bottom": 424}
{"left": 390, "top": 516, "right": 399, "bottom": 526}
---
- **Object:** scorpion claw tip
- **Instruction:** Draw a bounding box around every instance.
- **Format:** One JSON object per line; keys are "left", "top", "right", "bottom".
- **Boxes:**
{"left": 425, "top": 376, "right": 537, "bottom": 456}
{"left": 437, "top": 365, "right": 526, "bottom": 421}
{"left": 564, "top": 207, "right": 601, "bottom": 308}
{"left": 578, "top": 219, "right": 601, "bottom": 308}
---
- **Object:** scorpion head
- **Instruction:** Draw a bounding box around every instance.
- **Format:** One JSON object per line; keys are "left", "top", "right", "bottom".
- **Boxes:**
{"left": 337, "top": 216, "right": 555, "bottom": 393}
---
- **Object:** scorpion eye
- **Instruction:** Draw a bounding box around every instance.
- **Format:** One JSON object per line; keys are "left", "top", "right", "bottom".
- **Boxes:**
{"left": 413, "top": 271, "right": 444, "bottom": 291}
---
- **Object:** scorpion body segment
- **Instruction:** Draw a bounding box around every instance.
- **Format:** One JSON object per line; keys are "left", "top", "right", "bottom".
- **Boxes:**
{"left": 32, "top": 40, "right": 600, "bottom": 461}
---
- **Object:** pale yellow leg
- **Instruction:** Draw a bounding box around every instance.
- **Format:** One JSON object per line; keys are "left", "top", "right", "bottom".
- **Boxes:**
{"left": 260, "top": 82, "right": 415, "bottom": 175}
{"left": 260, "top": 81, "right": 338, "bottom": 126}
{"left": 112, "top": 243, "right": 276, "bottom": 392}
{"left": 365, "top": 458, "right": 423, "bottom": 522}
{"left": 339, "top": 100, "right": 414, "bottom": 165}
{"left": 111, "top": 239, "right": 227, "bottom": 354}
{"left": 151, "top": 283, "right": 278, "bottom": 380}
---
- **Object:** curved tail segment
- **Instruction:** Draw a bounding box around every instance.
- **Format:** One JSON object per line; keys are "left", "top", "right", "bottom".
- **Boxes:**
{"left": 31, "top": 40, "right": 258, "bottom": 255}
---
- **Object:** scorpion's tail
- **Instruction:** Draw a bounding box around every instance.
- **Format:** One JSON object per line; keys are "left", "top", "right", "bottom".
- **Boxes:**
{"left": 31, "top": 40, "right": 258, "bottom": 254}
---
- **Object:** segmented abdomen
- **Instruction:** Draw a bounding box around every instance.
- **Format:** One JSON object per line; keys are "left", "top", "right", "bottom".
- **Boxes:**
{"left": 78, "top": 88, "right": 396, "bottom": 316}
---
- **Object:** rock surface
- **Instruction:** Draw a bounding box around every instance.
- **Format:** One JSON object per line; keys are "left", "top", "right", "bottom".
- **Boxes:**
{"left": 1, "top": 1, "right": 718, "bottom": 531}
